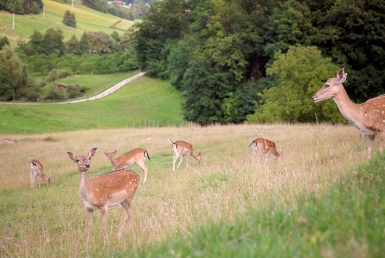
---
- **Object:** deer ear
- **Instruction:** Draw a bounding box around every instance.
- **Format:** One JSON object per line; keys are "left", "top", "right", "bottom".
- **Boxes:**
{"left": 336, "top": 68, "right": 347, "bottom": 83}
{"left": 67, "top": 151, "right": 75, "bottom": 161}
{"left": 89, "top": 147, "right": 98, "bottom": 157}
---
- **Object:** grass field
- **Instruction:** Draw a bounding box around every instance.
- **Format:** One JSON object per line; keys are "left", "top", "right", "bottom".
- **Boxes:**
{"left": 0, "top": 0, "right": 135, "bottom": 47}
{"left": 0, "top": 75, "right": 184, "bottom": 135}
{"left": 0, "top": 123, "right": 383, "bottom": 257}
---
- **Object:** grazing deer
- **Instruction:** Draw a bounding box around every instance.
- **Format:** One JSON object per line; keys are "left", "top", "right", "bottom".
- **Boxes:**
{"left": 29, "top": 160, "right": 51, "bottom": 189}
{"left": 249, "top": 138, "right": 282, "bottom": 164}
{"left": 104, "top": 148, "right": 150, "bottom": 183}
{"left": 67, "top": 147, "right": 139, "bottom": 244}
{"left": 312, "top": 68, "right": 385, "bottom": 159}
{"left": 168, "top": 139, "right": 202, "bottom": 171}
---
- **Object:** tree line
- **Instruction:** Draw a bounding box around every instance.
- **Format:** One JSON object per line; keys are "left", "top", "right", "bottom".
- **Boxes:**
{"left": 0, "top": 28, "right": 138, "bottom": 100}
{"left": 130, "top": 0, "right": 385, "bottom": 125}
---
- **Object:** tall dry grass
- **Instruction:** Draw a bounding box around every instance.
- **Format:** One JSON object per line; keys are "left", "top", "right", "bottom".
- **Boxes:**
{"left": 0, "top": 123, "right": 370, "bottom": 256}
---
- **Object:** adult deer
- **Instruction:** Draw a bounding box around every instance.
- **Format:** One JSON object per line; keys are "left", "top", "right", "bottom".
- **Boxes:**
{"left": 104, "top": 148, "right": 150, "bottom": 183}
{"left": 312, "top": 68, "right": 385, "bottom": 159}
{"left": 29, "top": 160, "right": 51, "bottom": 189}
{"left": 168, "top": 139, "right": 202, "bottom": 171}
{"left": 67, "top": 147, "right": 139, "bottom": 244}
{"left": 248, "top": 138, "right": 282, "bottom": 164}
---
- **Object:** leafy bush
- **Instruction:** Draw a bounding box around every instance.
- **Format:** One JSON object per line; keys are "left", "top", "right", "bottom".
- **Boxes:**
{"left": 44, "top": 88, "right": 67, "bottom": 101}
{"left": 67, "top": 84, "right": 82, "bottom": 98}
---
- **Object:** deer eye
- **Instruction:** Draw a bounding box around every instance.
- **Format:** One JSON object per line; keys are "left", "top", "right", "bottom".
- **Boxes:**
{"left": 75, "top": 159, "right": 79, "bottom": 162}
{"left": 324, "top": 84, "right": 329, "bottom": 88}
{"left": 89, "top": 157, "right": 92, "bottom": 160}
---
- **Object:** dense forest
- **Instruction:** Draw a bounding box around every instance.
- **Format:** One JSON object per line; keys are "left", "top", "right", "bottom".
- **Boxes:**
{"left": 131, "top": 0, "right": 385, "bottom": 124}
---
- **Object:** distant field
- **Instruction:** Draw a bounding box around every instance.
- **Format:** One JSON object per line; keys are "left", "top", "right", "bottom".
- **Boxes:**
{"left": 39, "top": 71, "right": 140, "bottom": 98}
{"left": 0, "top": 0, "right": 135, "bottom": 47}
{"left": 0, "top": 75, "right": 184, "bottom": 134}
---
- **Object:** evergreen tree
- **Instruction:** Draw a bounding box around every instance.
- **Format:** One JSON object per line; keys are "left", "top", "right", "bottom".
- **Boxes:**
{"left": 79, "top": 32, "right": 90, "bottom": 53}
{"left": 65, "top": 35, "right": 81, "bottom": 55}
{"left": 62, "top": 10, "right": 77, "bottom": 28}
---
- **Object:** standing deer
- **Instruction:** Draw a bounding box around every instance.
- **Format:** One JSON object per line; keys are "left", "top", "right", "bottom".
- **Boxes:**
{"left": 312, "top": 68, "right": 385, "bottom": 158}
{"left": 29, "top": 160, "right": 51, "bottom": 189}
{"left": 67, "top": 147, "right": 139, "bottom": 244}
{"left": 248, "top": 138, "right": 282, "bottom": 164}
{"left": 104, "top": 148, "right": 150, "bottom": 183}
{"left": 168, "top": 139, "right": 202, "bottom": 171}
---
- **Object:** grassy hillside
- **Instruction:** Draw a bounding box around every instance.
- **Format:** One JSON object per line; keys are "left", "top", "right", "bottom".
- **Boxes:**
{"left": 0, "top": 0, "right": 134, "bottom": 47}
{"left": 0, "top": 75, "right": 184, "bottom": 134}
{"left": 1, "top": 123, "right": 383, "bottom": 257}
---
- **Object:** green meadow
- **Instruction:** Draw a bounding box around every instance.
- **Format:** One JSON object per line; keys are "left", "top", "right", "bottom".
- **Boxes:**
{"left": 0, "top": 74, "right": 184, "bottom": 135}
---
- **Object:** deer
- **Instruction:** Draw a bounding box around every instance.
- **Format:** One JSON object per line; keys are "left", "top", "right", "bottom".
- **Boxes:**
{"left": 104, "top": 148, "right": 150, "bottom": 183}
{"left": 168, "top": 139, "right": 202, "bottom": 171}
{"left": 248, "top": 138, "right": 282, "bottom": 164}
{"left": 66, "top": 147, "right": 139, "bottom": 244}
{"left": 29, "top": 160, "right": 51, "bottom": 189}
{"left": 312, "top": 68, "right": 385, "bottom": 159}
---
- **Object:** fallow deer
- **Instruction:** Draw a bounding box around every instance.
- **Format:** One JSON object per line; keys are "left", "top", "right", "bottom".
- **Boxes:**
{"left": 312, "top": 68, "right": 385, "bottom": 158}
{"left": 29, "top": 160, "right": 51, "bottom": 189}
{"left": 168, "top": 139, "right": 202, "bottom": 171}
{"left": 249, "top": 138, "right": 282, "bottom": 164}
{"left": 67, "top": 147, "right": 139, "bottom": 244}
{"left": 104, "top": 148, "right": 150, "bottom": 183}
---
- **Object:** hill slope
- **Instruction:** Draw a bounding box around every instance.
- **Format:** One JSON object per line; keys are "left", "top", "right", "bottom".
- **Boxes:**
{"left": 0, "top": 75, "right": 184, "bottom": 135}
{"left": 0, "top": 0, "right": 134, "bottom": 47}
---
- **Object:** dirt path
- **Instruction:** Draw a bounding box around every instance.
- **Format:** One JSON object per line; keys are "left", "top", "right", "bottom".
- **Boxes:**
{"left": 59, "top": 72, "right": 145, "bottom": 104}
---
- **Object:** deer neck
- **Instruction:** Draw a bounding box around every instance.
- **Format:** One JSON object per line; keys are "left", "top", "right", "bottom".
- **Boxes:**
{"left": 191, "top": 151, "right": 200, "bottom": 160}
{"left": 333, "top": 87, "right": 365, "bottom": 130}
{"left": 78, "top": 171, "right": 89, "bottom": 200}
{"left": 109, "top": 157, "right": 118, "bottom": 167}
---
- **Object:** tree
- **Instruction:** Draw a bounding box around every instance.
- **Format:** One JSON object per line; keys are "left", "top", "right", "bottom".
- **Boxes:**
{"left": 79, "top": 32, "right": 90, "bottom": 54}
{"left": 87, "top": 31, "right": 115, "bottom": 54}
{"left": 182, "top": 53, "right": 234, "bottom": 124}
{"left": 65, "top": 35, "right": 81, "bottom": 55}
{"left": 43, "top": 28, "right": 65, "bottom": 56}
{"left": 0, "top": 46, "right": 36, "bottom": 99}
{"left": 0, "top": 36, "right": 10, "bottom": 50}
{"left": 246, "top": 45, "right": 344, "bottom": 123}
{"left": 62, "top": 10, "right": 77, "bottom": 28}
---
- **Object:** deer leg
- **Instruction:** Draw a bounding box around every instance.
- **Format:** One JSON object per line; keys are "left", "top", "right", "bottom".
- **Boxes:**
{"left": 177, "top": 155, "right": 184, "bottom": 169}
{"left": 86, "top": 209, "right": 93, "bottom": 244}
{"left": 118, "top": 199, "right": 133, "bottom": 238}
{"left": 30, "top": 170, "right": 35, "bottom": 189}
{"left": 367, "top": 135, "right": 376, "bottom": 159}
{"left": 186, "top": 155, "right": 189, "bottom": 168}
{"left": 378, "top": 132, "right": 385, "bottom": 154}
{"left": 137, "top": 162, "right": 148, "bottom": 183}
{"left": 37, "top": 172, "right": 41, "bottom": 187}
{"left": 173, "top": 153, "right": 180, "bottom": 171}
{"left": 100, "top": 205, "right": 109, "bottom": 243}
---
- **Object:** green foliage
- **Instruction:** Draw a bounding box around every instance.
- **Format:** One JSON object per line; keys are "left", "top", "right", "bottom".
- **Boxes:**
{"left": 87, "top": 31, "right": 115, "bottom": 54}
{"left": 62, "top": 10, "right": 77, "bottom": 28}
{"left": 65, "top": 35, "right": 81, "bottom": 55}
{"left": 247, "top": 45, "right": 344, "bottom": 123}
{"left": 79, "top": 32, "right": 90, "bottom": 54}
{"left": 44, "top": 69, "right": 72, "bottom": 83}
{"left": 44, "top": 87, "right": 67, "bottom": 101}
{"left": 0, "top": 45, "right": 35, "bottom": 99}
{"left": 0, "top": 36, "right": 10, "bottom": 49}
{"left": 182, "top": 53, "right": 234, "bottom": 124}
